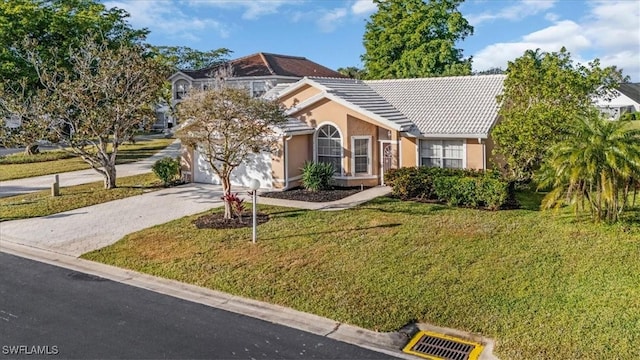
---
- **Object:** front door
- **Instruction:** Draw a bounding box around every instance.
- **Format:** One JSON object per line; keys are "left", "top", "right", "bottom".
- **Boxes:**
{"left": 381, "top": 142, "right": 393, "bottom": 185}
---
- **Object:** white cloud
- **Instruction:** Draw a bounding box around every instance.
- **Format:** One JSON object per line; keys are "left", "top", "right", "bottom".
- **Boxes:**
{"left": 187, "top": 0, "right": 303, "bottom": 20}
{"left": 544, "top": 12, "right": 559, "bottom": 22}
{"left": 467, "top": 0, "right": 557, "bottom": 25}
{"left": 472, "top": 1, "right": 640, "bottom": 80}
{"left": 351, "top": 0, "right": 377, "bottom": 15}
{"left": 105, "top": 0, "right": 229, "bottom": 40}
{"left": 317, "top": 8, "right": 348, "bottom": 33}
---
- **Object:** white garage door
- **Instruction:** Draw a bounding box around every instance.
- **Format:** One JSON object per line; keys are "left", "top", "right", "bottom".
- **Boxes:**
{"left": 193, "top": 150, "right": 273, "bottom": 189}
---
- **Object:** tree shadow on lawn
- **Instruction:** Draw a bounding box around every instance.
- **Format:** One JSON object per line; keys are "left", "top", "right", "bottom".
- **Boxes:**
{"left": 514, "top": 190, "right": 545, "bottom": 211}
{"left": 260, "top": 223, "right": 402, "bottom": 241}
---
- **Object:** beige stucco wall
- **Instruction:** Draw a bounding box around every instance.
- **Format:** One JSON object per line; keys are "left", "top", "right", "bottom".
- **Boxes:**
{"left": 280, "top": 84, "right": 322, "bottom": 109}
{"left": 400, "top": 137, "right": 417, "bottom": 167}
{"left": 291, "top": 99, "right": 398, "bottom": 183}
{"left": 286, "top": 134, "right": 312, "bottom": 180}
{"left": 466, "top": 138, "right": 485, "bottom": 170}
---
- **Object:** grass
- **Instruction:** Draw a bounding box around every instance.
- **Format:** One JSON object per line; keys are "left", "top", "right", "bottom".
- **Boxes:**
{"left": 82, "top": 193, "right": 640, "bottom": 359}
{"left": 0, "top": 173, "right": 164, "bottom": 221}
{"left": 0, "top": 138, "right": 175, "bottom": 181}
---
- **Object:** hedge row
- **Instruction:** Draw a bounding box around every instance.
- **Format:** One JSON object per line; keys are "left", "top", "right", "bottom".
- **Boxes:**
{"left": 384, "top": 167, "right": 512, "bottom": 210}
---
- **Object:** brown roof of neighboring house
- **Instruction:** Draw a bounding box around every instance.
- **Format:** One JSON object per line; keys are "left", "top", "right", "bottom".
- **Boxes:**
{"left": 181, "top": 52, "right": 345, "bottom": 79}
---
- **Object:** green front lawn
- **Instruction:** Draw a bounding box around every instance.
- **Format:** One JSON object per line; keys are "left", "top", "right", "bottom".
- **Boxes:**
{"left": 82, "top": 194, "right": 640, "bottom": 359}
{"left": 0, "top": 173, "right": 163, "bottom": 221}
{"left": 0, "top": 138, "right": 175, "bottom": 181}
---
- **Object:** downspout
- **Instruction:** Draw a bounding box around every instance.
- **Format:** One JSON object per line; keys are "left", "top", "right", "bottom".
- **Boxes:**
{"left": 284, "top": 135, "right": 293, "bottom": 190}
{"left": 480, "top": 138, "right": 486, "bottom": 171}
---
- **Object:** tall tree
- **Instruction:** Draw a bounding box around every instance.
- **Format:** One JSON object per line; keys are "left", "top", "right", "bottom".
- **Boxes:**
{"left": 175, "top": 88, "right": 286, "bottom": 219}
{"left": 361, "top": 0, "right": 473, "bottom": 79}
{"left": 536, "top": 112, "right": 640, "bottom": 223}
{"left": 492, "top": 48, "right": 625, "bottom": 181}
{"left": 0, "top": 37, "right": 166, "bottom": 189}
{"left": 152, "top": 46, "right": 231, "bottom": 71}
{"left": 337, "top": 66, "right": 367, "bottom": 79}
{"left": 0, "top": 0, "right": 148, "bottom": 154}
{"left": 0, "top": 0, "right": 146, "bottom": 90}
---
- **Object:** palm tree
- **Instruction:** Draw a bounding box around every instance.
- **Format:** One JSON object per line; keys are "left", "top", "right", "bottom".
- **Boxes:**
{"left": 536, "top": 111, "right": 640, "bottom": 222}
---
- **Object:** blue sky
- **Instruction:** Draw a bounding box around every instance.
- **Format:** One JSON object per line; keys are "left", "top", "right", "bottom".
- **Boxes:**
{"left": 102, "top": 0, "right": 640, "bottom": 81}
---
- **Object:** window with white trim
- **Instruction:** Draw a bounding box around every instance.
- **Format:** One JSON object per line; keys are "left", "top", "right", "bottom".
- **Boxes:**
{"left": 317, "top": 124, "right": 342, "bottom": 174}
{"left": 420, "top": 140, "right": 464, "bottom": 169}
{"left": 352, "top": 137, "right": 371, "bottom": 175}
{"left": 175, "top": 80, "right": 189, "bottom": 100}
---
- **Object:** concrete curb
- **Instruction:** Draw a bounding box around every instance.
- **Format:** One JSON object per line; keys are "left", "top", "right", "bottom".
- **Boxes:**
{"left": 0, "top": 241, "right": 418, "bottom": 360}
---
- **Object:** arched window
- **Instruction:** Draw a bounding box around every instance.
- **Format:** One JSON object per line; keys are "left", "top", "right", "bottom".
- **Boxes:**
{"left": 175, "top": 80, "right": 189, "bottom": 100}
{"left": 316, "top": 124, "right": 342, "bottom": 174}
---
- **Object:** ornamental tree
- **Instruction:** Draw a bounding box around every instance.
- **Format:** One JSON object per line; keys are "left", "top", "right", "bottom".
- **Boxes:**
{"left": 492, "top": 48, "right": 625, "bottom": 181}
{"left": 1, "top": 37, "right": 167, "bottom": 189}
{"left": 361, "top": 0, "right": 473, "bottom": 79}
{"left": 175, "top": 88, "right": 286, "bottom": 219}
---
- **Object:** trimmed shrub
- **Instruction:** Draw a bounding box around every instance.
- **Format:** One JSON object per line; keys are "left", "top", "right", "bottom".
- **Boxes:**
{"left": 387, "top": 166, "right": 511, "bottom": 210}
{"left": 301, "top": 161, "right": 334, "bottom": 191}
{"left": 152, "top": 156, "right": 181, "bottom": 186}
{"left": 384, "top": 167, "right": 432, "bottom": 199}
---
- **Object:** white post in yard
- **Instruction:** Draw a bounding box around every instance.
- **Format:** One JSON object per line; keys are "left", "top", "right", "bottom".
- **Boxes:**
{"left": 249, "top": 179, "right": 261, "bottom": 244}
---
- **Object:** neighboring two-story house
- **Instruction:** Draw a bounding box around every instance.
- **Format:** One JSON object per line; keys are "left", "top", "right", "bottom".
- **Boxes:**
{"left": 155, "top": 52, "right": 345, "bottom": 130}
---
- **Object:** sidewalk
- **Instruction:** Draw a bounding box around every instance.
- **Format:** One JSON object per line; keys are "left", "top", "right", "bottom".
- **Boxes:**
{"left": 0, "top": 140, "right": 181, "bottom": 198}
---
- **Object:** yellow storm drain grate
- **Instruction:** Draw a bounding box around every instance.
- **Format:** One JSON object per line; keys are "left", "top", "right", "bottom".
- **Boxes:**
{"left": 403, "top": 330, "right": 484, "bottom": 360}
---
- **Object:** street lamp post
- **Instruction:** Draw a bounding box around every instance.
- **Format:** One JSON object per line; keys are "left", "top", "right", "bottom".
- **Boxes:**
{"left": 249, "top": 179, "right": 260, "bottom": 244}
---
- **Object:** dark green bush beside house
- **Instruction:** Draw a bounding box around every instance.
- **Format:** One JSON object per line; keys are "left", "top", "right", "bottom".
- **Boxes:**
{"left": 152, "top": 157, "right": 181, "bottom": 186}
{"left": 385, "top": 167, "right": 511, "bottom": 210}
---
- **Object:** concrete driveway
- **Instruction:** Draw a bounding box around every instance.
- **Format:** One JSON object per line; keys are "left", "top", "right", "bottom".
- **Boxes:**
{"left": 0, "top": 184, "right": 227, "bottom": 256}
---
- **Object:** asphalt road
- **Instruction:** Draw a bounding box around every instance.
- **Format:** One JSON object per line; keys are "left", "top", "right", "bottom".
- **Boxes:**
{"left": 0, "top": 253, "right": 396, "bottom": 359}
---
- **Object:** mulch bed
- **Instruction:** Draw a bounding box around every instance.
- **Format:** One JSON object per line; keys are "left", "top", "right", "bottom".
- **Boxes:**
{"left": 260, "top": 186, "right": 367, "bottom": 202}
{"left": 193, "top": 212, "right": 270, "bottom": 229}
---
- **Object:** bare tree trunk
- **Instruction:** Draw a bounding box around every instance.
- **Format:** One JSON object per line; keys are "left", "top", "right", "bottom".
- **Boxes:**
{"left": 221, "top": 175, "right": 232, "bottom": 219}
{"left": 24, "top": 143, "right": 39, "bottom": 155}
{"left": 104, "top": 164, "right": 117, "bottom": 189}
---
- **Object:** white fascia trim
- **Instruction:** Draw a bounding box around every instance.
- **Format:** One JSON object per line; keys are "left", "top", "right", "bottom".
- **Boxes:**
{"left": 277, "top": 77, "right": 330, "bottom": 99}
{"left": 417, "top": 133, "right": 488, "bottom": 139}
{"left": 323, "top": 93, "right": 403, "bottom": 132}
{"left": 285, "top": 92, "right": 327, "bottom": 115}
{"left": 168, "top": 72, "right": 194, "bottom": 81}
{"left": 283, "top": 129, "right": 316, "bottom": 136}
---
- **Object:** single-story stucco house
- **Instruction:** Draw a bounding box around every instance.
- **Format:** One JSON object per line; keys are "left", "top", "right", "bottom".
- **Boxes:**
{"left": 594, "top": 82, "right": 640, "bottom": 120}
{"left": 181, "top": 74, "right": 506, "bottom": 189}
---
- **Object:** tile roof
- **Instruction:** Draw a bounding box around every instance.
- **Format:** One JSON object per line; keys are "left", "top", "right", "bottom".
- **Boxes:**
{"left": 617, "top": 82, "right": 640, "bottom": 104}
{"left": 306, "top": 77, "right": 415, "bottom": 131}
{"left": 277, "top": 117, "right": 315, "bottom": 135}
{"left": 262, "top": 83, "right": 294, "bottom": 100}
{"left": 182, "top": 53, "right": 344, "bottom": 80}
{"left": 365, "top": 75, "right": 506, "bottom": 137}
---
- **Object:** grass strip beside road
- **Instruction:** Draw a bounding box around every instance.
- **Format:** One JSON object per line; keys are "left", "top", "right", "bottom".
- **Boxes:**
{"left": 0, "top": 173, "right": 163, "bottom": 221}
{"left": 82, "top": 194, "right": 640, "bottom": 359}
{"left": 0, "top": 138, "right": 175, "bottom": 181}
